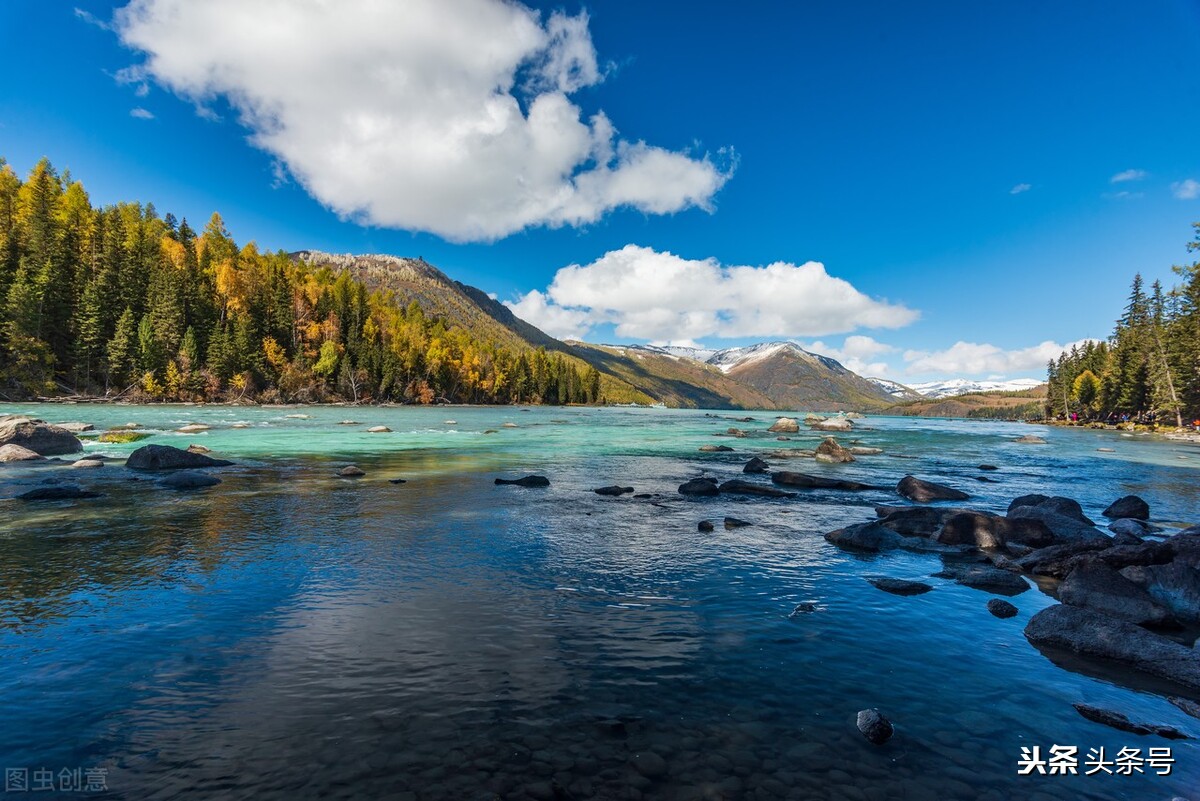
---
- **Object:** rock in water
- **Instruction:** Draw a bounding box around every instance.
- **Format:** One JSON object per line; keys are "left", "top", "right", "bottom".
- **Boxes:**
{"left": 867, "top": 577, "right": 933, "bottom": 596}
{"left": 717, "top": 479, "right": 796, "bottom": 498}
{"left": 724, "top": 517, "right": 752, "bottom": 529}
{"left": 812, "top": 417, "right": 854, "bottom": 432}
{"left": 1024, "top": 605, "right": 1200, "bottom": 693}
{"left": 1059, "top": 560, "right": 1177, "bottom": 628}
{"left": 934, "top": 564, "right": 1030, "bottom": 596}
{"left": 594, "top": 485, "right": 634, "bottom": 496}
{"left": 850, "top": 446, "right": 883, "bottom": 455}
{"left": 160, "top": 470, "right": 222, "bottom": 489}
{"left": 897, "top": 475, "right": 970, "bottom": 502}
{"left": 0, "top": 416, "right": 83, "bottom": 456}
{"left": 177, "top": 424, "right": 211, "bottom": 433}
{"left": 495, "top": 475, "right": 550, "bottom": 487}
{"left": 678, "top": 477, "right": 720, "bottom": 496}
{"left": 0, "top": 444, "right": 45, "bottom": 463}
{"left": 1015, "top": 435, "right": 1047, "bottom": 444}
{"left": 56, "top": 422, "right": 94, "bottom": 433}
{"left": 1072, "top": 704, "right": 1190, "bottom": 740}
{"left": 70, "top": 459, "right": 104, "bottom": 469}
{"left": 1169, "top": 696, "right": 1200, "bottom": 720}
{"left": 772, "top": 472, "right": 877, "bottom": 491}
{"left": 698, "top": 520, "right": 715, "bottom": 532}
{"left": 743, "top": 456, "right": 770, "bottom": 474}
{"left": 367, "top": 426, "right": 391, "bottom": 433}
{"left": 825, "top": 522, "right": 905, "bottom": 553}
{"left": 856, "top": 709, "right": 894, "bottom": 744}
{"left": 789, "top": 602, "right": 817, "bottom": 617}
{"left": 1007, "top": 505, "right": 1109, "bottom": 546}
{"left": 186, "top": 444, "right": 211, "bottom": 454}
{"left": 699, "top": 444, "right": 734, "bottom": 452}
{"left": 17, "top": 484, "right": 100, "bottom": 501}
{"left": 630, "top": 751, "right": 667, "bottom": 779}
{"left": 126, "top": 444, "right": 233, "bottom": 470}
{"left": 338, "top": 465, "right": 366, "bottom": 477}
{"left": 987, "top": 599, "right": 1019, "bottom": 618}
{"left": 979, "top": 464, "right": 999, "bottom": 471}
{"left": 815, "top": 437, "right": 855, "bottom": 463}
{"left": 767, "top": 417, "right": 800, "bottom": 433}
{"left": 1120, "top": 562, "right": 1200, "bottom": 625}
{"left": 1103, "top": 495, "right": 1151, "bottom": 521}
{"left": 388, "top": 478, "right": 407, "bottom": 485}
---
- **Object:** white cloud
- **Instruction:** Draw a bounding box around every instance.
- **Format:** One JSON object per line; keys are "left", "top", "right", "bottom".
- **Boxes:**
{"left": 505, "top": 289, "right": 592, "bottom": 341}
{"left": 903, "top": 339, "right": 1092, "bottom": 376}
{"left": 505, "top": 245, "right": 918, "bottom": 342}
{"left": 1111, "top": 168, "right": 1147, "bottom": 183}
{"left": 806, "top": 335, "right": 896, "bottom": 376}
{"left": 1010, "top": 183, "right": 1031, "bottom": 195}
{"left": 129, "top": 107, "right": 154, "bottom": 119}
{"left": 113, "top": 0, "right": 730, "bottom": 242}
{"left": 75, "top": 7, "right": 112, "bottom": 30}
{"left": 1172, "top": 179, "right": 1200, "bottom": 200}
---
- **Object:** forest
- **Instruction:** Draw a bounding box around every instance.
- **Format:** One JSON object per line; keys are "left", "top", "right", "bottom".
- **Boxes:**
{"left": 0, "top": 157, "right": 604, "bottom": 405}
{"left": 1046, "top": 223, "right": 1200, "bottom": 427}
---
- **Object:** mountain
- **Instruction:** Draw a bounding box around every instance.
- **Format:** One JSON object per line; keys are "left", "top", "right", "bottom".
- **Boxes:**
{"left": 907, "top": 378, "right": 1045, "bottom": 399}
{"left": 886, "top": 384, "right": 1048, "bottom": 419}
{"left": 292, "top": 254, "right": 916, "bottom": 411}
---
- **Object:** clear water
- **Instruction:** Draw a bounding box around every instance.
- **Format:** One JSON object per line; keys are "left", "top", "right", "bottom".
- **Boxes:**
{"left": 1, "top": 403, "right": 1198, "bottom": 800}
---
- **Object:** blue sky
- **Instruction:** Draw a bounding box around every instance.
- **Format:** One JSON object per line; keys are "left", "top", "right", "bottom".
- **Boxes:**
{"left": 2, "top": 0, "right": 1199, "bottom": 381}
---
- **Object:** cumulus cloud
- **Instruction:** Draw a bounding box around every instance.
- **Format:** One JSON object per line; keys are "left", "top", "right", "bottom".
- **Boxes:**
{"left": 129, "top": 107, "right": 154, "bottom": 119}
{"left": 1010, "top": 183, "right": 1031, "bottom": 195}
{"left": 505, "top": 289, "right": 593, "bottom": 341}
{"left": 1172, "top": 179, "right": 1200, "bottom": 200}
{"left": 805, "top": 335, "right": 896, "bottom": 376}
{"left": 505, "top": 245, "right": 917, "bottom": 342}
{"left": 903, "top": 339, "right": 1092, "bottom": 376}
{"left": 112, "top": 0, "right": 730, "bottom": 242}
{"left": 1111, "top": 168, "right": 1147, "bottom": 183}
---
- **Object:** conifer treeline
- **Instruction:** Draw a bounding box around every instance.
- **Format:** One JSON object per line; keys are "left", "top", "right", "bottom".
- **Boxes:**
{"left": 1046, "top": 224, "right": 1200, "bottom": 426}
{"left": 0, "top": 157, "right": 604, "bottom": 404}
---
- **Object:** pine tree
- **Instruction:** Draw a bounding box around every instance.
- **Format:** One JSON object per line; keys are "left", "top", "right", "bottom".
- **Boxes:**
{"left": 108, "top": 307, "right": 138, "bottom": 388}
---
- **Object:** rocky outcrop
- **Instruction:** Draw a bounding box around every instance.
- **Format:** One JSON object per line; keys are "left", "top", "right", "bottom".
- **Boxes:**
{"left": 1121, "top": 563, "right": 1200, "bottom": 625}
{"left": 717, "top": 479, "right": 796, "bottom": 498}
{"left": 867, "top": 577, "right": 933, "bottom": 596}
{"left": 1007, "top": 505, "right": 1108, "bottom": 546}
{"left": 767, "top": 417, "right": 800, "bottom": 433}
{"left": 1024, "top": 604, "right": 1200, "bottom": 693}
{"left": 0, "top": 444, "right": 45, "bottom": 463}
{"left": 773, "top": 472, "right": 877, "bottom": 491}
{"left": 935, "top": 512, "right": 1056, "bottom": 549}
{"left": 1058, "top": 560, "right": 1177, "bottom": 628}
{"left": 897, "top": 475, "right": 970, "bottom": 503}
{"left": 679, "top": 477, "right": 720, "bottom": 496}
{"left": 1103, "top": 495, "right": 1150, "bottom": 521}
{"left": 743, "top": 456, "right": 769, "bottom": 474}
{"left": 594, "top": 485, "right": 634, "bottom": 496}
{"left": 0, "top": 416, "right": 83, "bottom": 456}
{"left": 126, "top": 444, "right": 234, "bottom": 470}
{"left": 815, "top": 437, "right": 855, "bottom": 463}
{"left": 1015, "top": 540, "right": 1113, "bottom": 578}
{"left": 495, "top": 475, "right": 550, "bottom": 487}
{"left": 875, "top": 506, "right": 965, "bottom": 537}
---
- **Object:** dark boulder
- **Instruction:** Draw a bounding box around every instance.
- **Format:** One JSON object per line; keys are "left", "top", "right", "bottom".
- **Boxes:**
{"left": 0, "top": 416, "right": 83, "bottom": 456}
{"left": 979, "top": 464, "right": 999, "bottom": 471}
{"left": 1024, "top": 605, "right": 1200, "bottom": 693}
{"left": 897, "top": 475, "right": 970, "bottom": 503}
{"left": 1015, "top": 540, "right": 1113, "bottom": 578}
{"left": 388, "top": 478, "right": 407, "bottom": 485}
{"left": 743, "top": 456, "right": 770, "bottom": 474}
{"left": 1103, "top": 495, "right": 1150, "bottom": 521}
{"left": 127, "top": 444, "right": 233, "bottom": 471}
{"left": 718, "top": 479, "right": 796, "bottom": 498}
{"left": 160, "top": 470, "right": 222, "bottom": 489}
{"left": 495, "top": 475, "right": 550, "bottom": 487}
{"left": 679, "top": 477, "right": 719, "bottom": 496}
{"left": 1075, "top": 541, "right": 1174, "bottom": 573}
{"left": 699, "top": 444, "right": 734, "bottom": 452}
{"left": 17, "top": 484, "right": 100, "bottom": 501}
{"left": 724, "top": 517, "right": 753, "bottom": 529}
{"left": 1008, "top": 494, "right": 1050, "bottom": 513}
{"left": 856, "top": 709, "right": 894, "bottom": 745}
{"left": 824, "top": 522, "right": 905, "bottom": 553}
{"left": 1059, "top": 559, "right": 1177, "bottom": 628}
{"left": 1170, "top": 696, "right": 1200, "bottom": 720}
{"left": 789, "top": 602, "right": 817, "bottom": 617}
{"left": 987, "top": 599, "right": 1019, "bottom": 618}
{"left": 1007, "top": 505, "right": 1109, "bottom": 546}
{"left": 934, "top": 564, "right": 1030, "bottom": 595}
{"left": 934, "top": 512, "right": 1054, "bottom": 550}
{"left": 594, "top": 486, "right": 634, "bottom": 496}
{"left": 1036, "top": 496, "right": 1095, "bottom": 525}
{"left": 1109, "top": 523, "right": 1144, "bottom": 547}
{"left": 773, "top": 472, "right": 877, "bottom": 491}
{"left": 876, "top": 506, "right": 964, "bottom": 537}
{"left": 698, "top": 520, "right": 714, "bottom": 532}
{"left": 1109, "top": 518, "right": 1160, "bottom": 538}
{"left": 1073, "top": 704, "right": 1190, "bottom": 740}
{"left": 867, "top": 577, "right": 933, "bottom": 596}
{"left": 1121, "top": 563, "right": 1200, "bottom": 625}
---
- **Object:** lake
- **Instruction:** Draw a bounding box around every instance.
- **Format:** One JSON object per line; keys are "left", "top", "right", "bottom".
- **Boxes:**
{"left": 1, "top": 403, "right": 1198, "bottom": 800}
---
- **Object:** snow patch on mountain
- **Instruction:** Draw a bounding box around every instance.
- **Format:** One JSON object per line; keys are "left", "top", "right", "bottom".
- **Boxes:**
{"left": 907, "top": 378, "right": 1044, "bottom": 398}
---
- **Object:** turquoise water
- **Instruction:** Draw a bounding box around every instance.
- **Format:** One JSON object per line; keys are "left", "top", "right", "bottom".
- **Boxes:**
{"left": 1, "top": 403, "right": 1198, "bottom": 800}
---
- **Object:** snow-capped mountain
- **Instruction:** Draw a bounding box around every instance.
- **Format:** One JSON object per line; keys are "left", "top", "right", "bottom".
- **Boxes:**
{"left": 866, "top": 377, "right": 923, "bottom": 400}
{"left": 907, "top": 378, "right": 1045, "bottom": 399}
